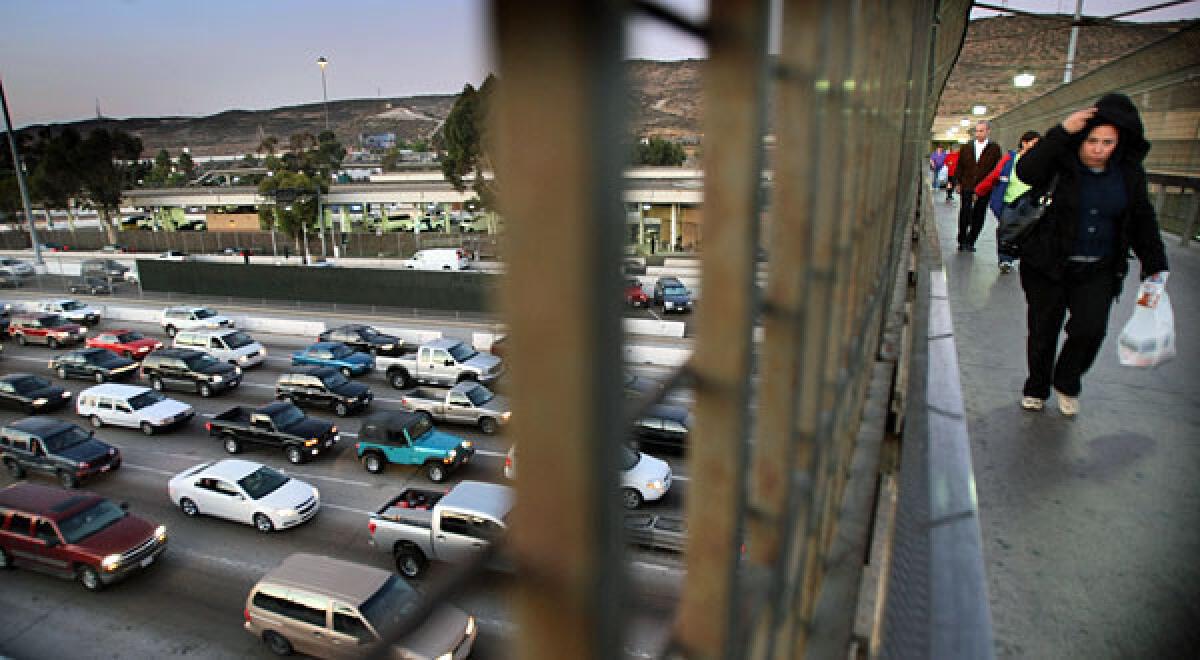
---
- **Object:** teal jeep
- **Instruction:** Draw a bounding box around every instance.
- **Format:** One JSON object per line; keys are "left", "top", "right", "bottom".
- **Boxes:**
{"left": 354, "top": 411, "right": 474, "bottom": 481}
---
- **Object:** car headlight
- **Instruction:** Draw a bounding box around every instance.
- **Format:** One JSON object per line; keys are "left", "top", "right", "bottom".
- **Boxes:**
{"left": 276, "top": 508, "right": 296, "bottom": 517}
{"left": 464, "top": 615, "right": 476, "bottom": 637}
{"left": 461, "top": 441, "right": 473, "bottom": 449}
{"left": 501, "top": 411, "right": 512, "bottom": 421}
{"left": 210, "top": 374, "right": 223, "bottom": 383}
{"left": 101, "top": 554, "right": 121, "bottom": 571}
{"left": 235, "top": 366, "right": 242, "bottom": 375}
{"left": 646, "top": 480, "right": 665, "bottom": 492}
{"left": 154, "top": 525, "right": 167, "bottom": 543}
{"left": 238, "top": 355, "right": 250, "bottom": 363}
{"left": 261, "top": 348, "right": 267, "bottom": 356}
{"left": 305, "top": 438, "right": 319, "bottom": 446}
{"left": 381, "top": 343, "right": 394, "bottom": 351}
{"left": 62, "top": 391, "right": 72, "bottom": 398}
{"left": 32, "top": 397, "right": 48, "bottom": 406}
{"left": 444, "top": 449, "right": 457, "bottom": 463}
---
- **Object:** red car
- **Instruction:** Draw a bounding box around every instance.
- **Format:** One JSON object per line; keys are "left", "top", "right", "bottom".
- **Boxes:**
{"left": 8, "top": 313, "right": 86, "bottom": 348}
{"left": 625, "top": 278, "right": 649, "bottom": 307}
{"left": 86, "top": 329, "right": 164, "bottom": 360}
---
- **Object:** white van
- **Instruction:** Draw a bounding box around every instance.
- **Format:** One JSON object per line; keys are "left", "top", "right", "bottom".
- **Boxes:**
{"left": 75, "top": 383, "right": 194, "bottom": 435}
{"left": 173, "top": 328, "right": 266, "bottom": 367}
{"left": 400, "top": 248, "right": 470, "bottom": 271}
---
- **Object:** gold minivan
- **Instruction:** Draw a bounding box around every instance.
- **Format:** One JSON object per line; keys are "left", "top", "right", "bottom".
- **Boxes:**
{"left": 244, "top": 553, "right": 477, "bottom": 659}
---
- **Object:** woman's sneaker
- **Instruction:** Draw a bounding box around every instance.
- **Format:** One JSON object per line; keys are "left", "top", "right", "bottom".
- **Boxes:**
{"left": 999, "top": 262, "right": 1014, "bottom": 274}
{"left": 1054, "top": 390, "right": 1079, "bottom": 417}
{"left": 1020, "top": 396, "right": 1044, "bottom": 411}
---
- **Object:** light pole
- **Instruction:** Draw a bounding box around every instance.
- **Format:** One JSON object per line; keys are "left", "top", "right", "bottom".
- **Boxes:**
{"left": 317, "top": 56, "right": 330, "bottom": 131}
{"left": 0, "top": 76, "right": 43, "bottom": 265}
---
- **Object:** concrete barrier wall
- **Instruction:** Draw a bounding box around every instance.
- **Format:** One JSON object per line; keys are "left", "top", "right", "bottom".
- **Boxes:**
{"left": 623, "top": 318, "right": 687, "bottom": 338}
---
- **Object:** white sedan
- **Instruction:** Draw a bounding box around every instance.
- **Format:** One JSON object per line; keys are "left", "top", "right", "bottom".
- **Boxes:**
{"left": 505, "top": 444, "right": 671, "bottom": 509}
{"left": 168, "top": 459, "right": 320, "bottom": 533}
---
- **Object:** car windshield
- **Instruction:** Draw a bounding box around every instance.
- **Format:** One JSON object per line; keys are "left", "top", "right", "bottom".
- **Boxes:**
{"left": 320, "top": 372, "right": 350, "bottom": 388}
{"left": 57, "top": 500, "right": 126, "bottom": 544}
{"left": 360, "top": 326, "right": 379, "bottom": 337}
{"left": 272, "top": 404, "right": 305, "bottom": 428}
{"left": 403, "top": 417, "right": 434, "bottom": 441}
{"left": 42, "top": 316, "right": 68, "bottom": 328}
{"left": 329, "top": 344, "right": 353, "bottom": 359}
{"left": 184, "top": 354, "right": 220, "bottom": 370}
{"left": 13, "top": 375, "right": 50, "bottom": 393}
{"left": 43, "top": 425, "right": 93, "bottom": 452}
{"left": 464, "top": 385, "right": 493, "bottom": 406}
{"left": 619, "top": 445, "right": 641, "bottom": 471}
{"left": 62, "top": 301, "right": 85, "bottom": 311}
{"left": 664, "top": 286, "right": 689, "bottom": 296}
{"left": 194, "top": 308, "right": 217, "bottom": 320}
{"left": 129, "top": 390, "right": 166, "bottom": 410}
{"left": 116, "top": 331, "right": 145, "bottom": 342}
{"left": 359, "top": 576, "right": 420, "bottom": 633}
{"left": 448, "top": 343, "right": 477, "bottom": 362}
{"left": 224, "top": 332, "right": 255, "bottom": 349}
{"left": 238, "top": 466, "right": 290, "bottom": 499}
{"left": 89, "top": 350, "right": 119, "bottom": 365}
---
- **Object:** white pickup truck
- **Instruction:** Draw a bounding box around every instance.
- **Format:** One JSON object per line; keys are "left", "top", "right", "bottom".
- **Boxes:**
{"left": 367, "top": 480, "right": 513, "bottom": 578}
{"left": 376, "top": 338, "right": 503, "bottom": 389}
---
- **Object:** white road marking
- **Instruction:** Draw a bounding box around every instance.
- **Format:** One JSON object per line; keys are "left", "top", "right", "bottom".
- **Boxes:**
{"left": 286, "top": 472, "right": 373, "bottom": 488}
{"left": 120, "top": 463, "right": 176, "bottom": 477}
{"left": 320, "top": 502, "right": 371, "bottom": 515}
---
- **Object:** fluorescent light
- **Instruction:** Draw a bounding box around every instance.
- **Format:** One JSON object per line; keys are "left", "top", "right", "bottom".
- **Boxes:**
{"left": 972, "top": 105, "right": 987, "bottom": 115}
{"left": 959, "top": 119, "right": 970, "bottom": 127}
{"left": 1013, "top": 72, "right": 1035, "bottom": 88}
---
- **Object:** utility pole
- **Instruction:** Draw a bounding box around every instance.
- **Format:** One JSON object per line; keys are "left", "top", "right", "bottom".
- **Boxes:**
{"left": 0, "top": 76, "right": 43, "bottom": 265}
{"left": 1063, "top": 0, "right": 1084, "bottom": 83}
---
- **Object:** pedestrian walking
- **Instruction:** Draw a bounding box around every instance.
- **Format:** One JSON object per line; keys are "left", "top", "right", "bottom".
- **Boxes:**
{"left": 929, "top": 146, "right": 947, "bottom": 189}
{"left": 955, "top": 120, "right": 1003, "bottom": 251}
{"left": 1013, "top": 94, "right": 1169, "bottom": 417}
{"left": 975, "top": 130, "right": 1040, "bottom": 273}
{"left": 944, "top": 146, "right": 960, "bottom": 203}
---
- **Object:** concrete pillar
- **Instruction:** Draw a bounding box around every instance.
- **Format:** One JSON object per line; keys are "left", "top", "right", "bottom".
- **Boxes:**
{"left": 671, "top": 203, "right": 679, "bottom": 250}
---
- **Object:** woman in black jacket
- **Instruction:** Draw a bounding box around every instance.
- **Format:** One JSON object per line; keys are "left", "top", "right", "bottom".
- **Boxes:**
{"left": 1013, "top": 93, "right": 1169, "bottom": 417}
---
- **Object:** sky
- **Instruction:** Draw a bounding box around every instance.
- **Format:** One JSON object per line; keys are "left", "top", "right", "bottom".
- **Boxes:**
{"left": 1, "top": 0, "right": 1194, "bottom": 128}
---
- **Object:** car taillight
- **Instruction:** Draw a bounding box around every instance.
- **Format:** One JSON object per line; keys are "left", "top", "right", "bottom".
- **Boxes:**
{"left": 355, "top": 442, "right": 360, "bottom": 451}
{"left": 504, "top": 455, "right": 512, "bottom": 470}
{"left": 244, "top": 607, "right": 251, "bottom": 623}
{"left": 204, "top": 421, "right": 212, "bottom": 432}
{"left": 368, "top": 521, "right": 376, "bottom": 536}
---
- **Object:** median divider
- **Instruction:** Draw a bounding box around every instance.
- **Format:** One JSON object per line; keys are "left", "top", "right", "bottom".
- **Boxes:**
{"left": 623, "top": 318, "right": 687, "bottom": 339}
{"left": 624, "top": 344, "right": 691, "bottom": 367}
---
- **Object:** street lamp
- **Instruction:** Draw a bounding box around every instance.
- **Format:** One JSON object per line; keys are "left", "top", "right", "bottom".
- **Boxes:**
{"left": 317, "top": 56, "right": 330, "bottom": 131}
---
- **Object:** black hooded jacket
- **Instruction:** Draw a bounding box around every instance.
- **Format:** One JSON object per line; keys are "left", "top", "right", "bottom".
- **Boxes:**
{"left": 1015, "top": 93, "right": 1168, "bottom": 291}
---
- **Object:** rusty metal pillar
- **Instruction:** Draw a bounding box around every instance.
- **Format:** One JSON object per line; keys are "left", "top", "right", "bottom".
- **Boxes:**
{"left": 491, "top": 2, "right": 627, "bottom": 659}
{"left": 672, "top": 0, "right": 772, "bottom": 658}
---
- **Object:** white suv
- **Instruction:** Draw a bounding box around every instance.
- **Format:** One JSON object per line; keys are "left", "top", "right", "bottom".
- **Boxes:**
{"left": 160, "top": 306, "right": 235, "bottom": 338}
{"left": 38, "top": 299, "right": 102, "bottom": 326}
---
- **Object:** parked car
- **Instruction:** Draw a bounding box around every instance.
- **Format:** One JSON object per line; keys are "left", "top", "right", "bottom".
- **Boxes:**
{"left": 86, "top": 329, "right": 164, "bottom": 359}
{"left": 634, "top": 403, "right": 693, "bottom": 450}
{"left": 625, "top": 277, "right": 649, "bottom": 307}
{"left": 378, "top": 338, "right": 502, "bottom": 389}
{"left": 139, "top": 348, "right": 242, "bottom": 397}
{"left": 653, "top": 276, "right": 694, "bottom": 313}
{"left": 367, "top": 480, "right": 511, "bottom": 579}
{"left": 157, "top": 250, "right": 189, "bottom": 261}
{"left": 67, "top": 277, "right": 114, "bottom": 295}
{"left": 40, "top": 242, "right": 69, "bottom": 252}
{"left": 291, "top": 341, "right": 375, "bottom": 377}
{"left": 243, "top": 553, "right": 477, "bottom": 658}
{"left": 0, "top": 482, "right": 167, "bottom": 591}
{"left": 80, "top": 258, "right": 129, "bottom": 280}
{"left": 0, "top": 257, "right": 35, "bottom": 277}
{"left": 400, "top": 248, "right": 470, "bottom": 271}
{"left": 37, "top": 299, "right": 102, "bottom": 326}
{"left": 0, "top": 373, "right": 72, "bottom": 413}
{"left": 276, "top": 366, "right": 372, "bottom": 417}
{"left": 160, "top": 306, "right": 235, "bottom": 338}
{"left": 0, "top": 416, "right": 120, "bottom": 488}
{"left": 354, "top": 411, "right": 473, "bottom": 479}
{"left": 318, "top": 324, "right": 405, "bottom": 356}
{"left": 168, "top": 459, "right": 319, "bottom": 533}
{"left": 0, "top": 272, "right": 20, "bottom": 288}
{"left": 205, "top": 401, "right": 338, "bottom": 464}
{"left": 172, "top": 328, "right": 266, "bottom": 368}
{"left": 8, "top": 313, "right": 86, "bottom": 348}
{"left": 399, "top": 381, "right": 511, "bottom": 434}
{"left": 76, "top": 384, "right": 194, "bottom": 435}
{"left": 49, "top": 348, "right": 138, "bottom": 383}
{"left": 504, "top": 443, "right": 671, "bottom": 509}
{"left": 100, "top": 244, "right": 132, "bottom": 253}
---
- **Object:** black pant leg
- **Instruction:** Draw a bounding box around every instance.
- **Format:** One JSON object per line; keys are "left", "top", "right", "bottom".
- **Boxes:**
{"left": 1020, "top": 264, "right": 1068, "bottom": 399}
{"left": 967, "top": 194, "right": 990, "bottom": 247}
{"left": 957, "top": 190, "right": 975, "bottom": 246}
{"left": 1051, "top": 265, "right": 1117, "bottom": 397}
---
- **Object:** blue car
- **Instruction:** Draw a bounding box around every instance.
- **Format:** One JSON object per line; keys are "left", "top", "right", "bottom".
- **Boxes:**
{"left": 653, "top": 276, "right": 694, "bottom": 313}
{"left": 291, "top": 342, "right": 375, "bottom": 377}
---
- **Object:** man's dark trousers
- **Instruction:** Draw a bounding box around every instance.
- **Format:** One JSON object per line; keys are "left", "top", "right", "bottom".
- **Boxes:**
{"left": 956, "top": 190, "right": 989, "bottom": 249}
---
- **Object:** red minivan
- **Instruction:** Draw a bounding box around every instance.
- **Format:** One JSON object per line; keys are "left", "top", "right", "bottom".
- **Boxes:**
{"left": 0, "top": 483, "right": 167, "bottom": 590}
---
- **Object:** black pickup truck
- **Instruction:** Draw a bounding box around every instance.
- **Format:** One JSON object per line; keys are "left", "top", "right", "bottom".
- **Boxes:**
{"left": 205, "top": 401, "right": 339, "bottom": 465}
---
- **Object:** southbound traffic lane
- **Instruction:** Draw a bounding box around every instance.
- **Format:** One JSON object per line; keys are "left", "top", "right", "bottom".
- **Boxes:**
{"left": 932, "top": 194, "right": 1200, "bottom": 658}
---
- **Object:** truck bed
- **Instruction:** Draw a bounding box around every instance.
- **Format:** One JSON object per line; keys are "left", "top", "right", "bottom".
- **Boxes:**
{"left": 405, "top": 387, "right": 450, "bottom": 404}
{"left": 375, "top": 488, "right": 446, "bottom": 524}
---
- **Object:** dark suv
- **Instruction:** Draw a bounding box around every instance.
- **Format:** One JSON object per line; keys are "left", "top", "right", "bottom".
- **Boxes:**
{"left": 50, "top": 348, "right": 138, "bottom": 383}
{"left": 0, "top": 482, "right": 167, "bottom": 591}
{"left": 276, "top": 366, "right": 373, "bottom": 417}
{"left": 140, "top": 348, "right": 242, "bottom": 397}
{"left": 0, "top": 417, "right": 121, "bottom": 488}
{"left": 318, "top": 324, "right": 404, "bottom": 356}
{"left": 652, "top": 277, "right": 693, "bottom": 314}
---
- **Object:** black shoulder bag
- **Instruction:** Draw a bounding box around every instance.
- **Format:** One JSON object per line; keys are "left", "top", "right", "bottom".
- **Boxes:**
{"left": 997, "top": 175, "right": 1058, "bottom": 255}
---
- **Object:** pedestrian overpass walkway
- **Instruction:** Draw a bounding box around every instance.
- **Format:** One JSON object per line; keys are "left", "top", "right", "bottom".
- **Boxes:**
{"left": 930, "top": 189, "right": 1200, "bottom": 657}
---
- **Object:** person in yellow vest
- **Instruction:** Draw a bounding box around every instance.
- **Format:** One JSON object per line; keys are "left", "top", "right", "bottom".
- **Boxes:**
{"left": 975, "top": 130, "right": 1041, "bottom": 273}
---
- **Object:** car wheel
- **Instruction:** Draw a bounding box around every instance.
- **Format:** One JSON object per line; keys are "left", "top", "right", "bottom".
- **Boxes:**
{"left": 394, "top": 546, "right": 427, "bottom": 579}
{"left": 285, "top": 446, "right": 304, "bottom": 464}
{"left": 389, "top": 370, "right": 411, "bottom": 389}
{"left": 58, "top": 470, "right": 78, "bottom": 489}
{"left": 152, "top": 378, "right": 165, "bottom": 392}
{"left": 165, "top": 325, "right": 177, "bottom": 338}
{"left": 418, "top": 411, "right": 433, "bottom": 426}
{"left": 94, "top": 372, "right": 106, "bottom": 384}
{"left": 179, "top": 497, "right": 199, "bottom": 517}
{"left": 340, "top": 367, "right": 353, "bottom": 378}
{"left": 77, "top": 565, "right": 103, "bottom": 591}
{"left": 91, "top": 415, "right": 104, "bottom": 429}
{"left": 17, "top": 334, "right": 26, "bottom": 346}
{"left": 426, "top": 462, "right": 447, "bottom": 483}
{"left": 48, "top": 338, "right": 59, "bottom": 349}
{"left": 363, "top": 453, "right": 385, "bottom": 474}
{"left": 262, "top": 631, "right": 292, "bottom": 657}
{"left": 140, "top": 422, "right": 155, "bottom": 436}
{"left": 479, "top": 417, "right": 498, "bottom": 435}
{"left": 4, "top": 459, "right": 25, "bottom": 479}
{"left": 334, "top": 402, "right": 349, "bottom": 417}
{"left": 199, "top": 383, "right": 213, "bottom": 397}
{"left": 253, "top": 513, "right": 275, "bottom": 533}
{"left": 222, "top": 435, "right": 241, "bottom": 454}
{"left": 0, "top": 547, "right": 12, "bottom": 569}
{"left": 621, "top": 488, "right": 644, "bottom": 510}
{"left": 57, "top": 367, "right": 68, "bottom": 380}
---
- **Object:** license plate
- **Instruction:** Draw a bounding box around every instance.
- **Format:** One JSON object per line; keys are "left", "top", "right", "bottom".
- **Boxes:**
{"left": 100, "top": 464, "right": 111, "bottom": 472}
{"left": 141, "top": 555, "right": 154, "bottom": 568}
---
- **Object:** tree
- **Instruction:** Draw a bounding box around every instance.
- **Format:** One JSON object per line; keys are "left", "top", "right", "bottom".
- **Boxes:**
{"left": 258, "top": 135, "right": 279, "bottom": 156}
{"left": 144, "top": 149, "right": 173, "bottom": 187}
{"left": 29, "top": 128, "right": 84, "bottom": 227}
{"left": 76, "top": 128, "right": 143, "bottom": 243}
{"left": 257, "top": 170, "right": 323, "bottom": 242}
{"left": 381, "top": 146, "right": 401, "bottom": 172}
{"left": 177, "top": 151, "right": 196, "bottom": 181}
{"left": 633, "top": 137, "right": 686, "bottom": 166}
{"left": 440, "top": 74, "right": 497, "bottom": 209}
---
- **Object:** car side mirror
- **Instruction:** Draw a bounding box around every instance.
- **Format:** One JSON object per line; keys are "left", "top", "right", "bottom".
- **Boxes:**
{"left": 119, "top": 501, "right": 129, "bottom": 511}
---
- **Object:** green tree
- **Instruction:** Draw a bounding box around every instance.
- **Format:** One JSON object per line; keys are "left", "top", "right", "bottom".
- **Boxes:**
{"left": 29, "top": 128, "right": 84, "bottom": 228}
{"left": 381, "top": 146, "right": 401, "bottom": 171}
{"left": 144, "top": 148, "right": 173, "bottom": 187}
{"left": 177, "top": 151, "right": 196, "bottom": 181}
{"left": 440, "top": 75, "right": 497, "bottom": 209}
{"left": 633, "top": 137, "right": 686, "bottom": 166}
{"left": 76, "top": 128, "right": 143, "bottom": 243}
{"left": 257, "top": 170, "right": 323, "bottom": 242}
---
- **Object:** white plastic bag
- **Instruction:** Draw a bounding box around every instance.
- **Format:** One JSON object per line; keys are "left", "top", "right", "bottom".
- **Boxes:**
{"left": 1117, "top": 276, "right": 1175, "bottom": 367}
